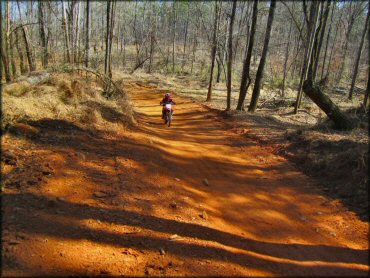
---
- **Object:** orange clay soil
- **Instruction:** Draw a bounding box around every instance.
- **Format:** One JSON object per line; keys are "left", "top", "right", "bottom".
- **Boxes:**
{"left": 2, "top": 82, "right": 369, "bottom": 276}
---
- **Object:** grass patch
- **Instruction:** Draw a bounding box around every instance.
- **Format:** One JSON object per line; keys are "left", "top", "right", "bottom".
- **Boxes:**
{"left": 2, "top": 72, "right": 135, "bottom": 132}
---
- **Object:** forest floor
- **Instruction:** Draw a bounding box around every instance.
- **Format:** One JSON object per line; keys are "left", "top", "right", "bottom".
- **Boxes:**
{"left": 1, "top": 73, "right": 369, "bottom": 276}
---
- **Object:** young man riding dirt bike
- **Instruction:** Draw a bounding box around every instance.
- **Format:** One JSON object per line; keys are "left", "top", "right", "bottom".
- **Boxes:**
{"left": 160, "top": 92, "right": 176, "bottom": 127}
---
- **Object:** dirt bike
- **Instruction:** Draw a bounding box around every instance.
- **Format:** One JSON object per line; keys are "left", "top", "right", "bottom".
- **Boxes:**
{"left": 163, "top": 103, "right": 173, "bottom": 127}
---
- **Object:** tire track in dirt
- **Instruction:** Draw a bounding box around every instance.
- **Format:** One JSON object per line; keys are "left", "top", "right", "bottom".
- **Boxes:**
{"left": 128, "top": 83, "right": 369, "bottom": 276}
{"left": 1, "top": 82, "right": 368, "bottom": 276}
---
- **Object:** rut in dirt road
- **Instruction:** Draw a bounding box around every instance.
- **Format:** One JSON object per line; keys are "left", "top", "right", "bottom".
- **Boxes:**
{"left": 129, "top": 84, "right": 369, "bottom": 275}
{"left": 2, "top": 82, "right": 368, "bottom": 276}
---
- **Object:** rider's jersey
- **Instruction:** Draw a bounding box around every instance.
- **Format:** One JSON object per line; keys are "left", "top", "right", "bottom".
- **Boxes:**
{"left": 160, "top": 96, "right": 176, "bottom": 105}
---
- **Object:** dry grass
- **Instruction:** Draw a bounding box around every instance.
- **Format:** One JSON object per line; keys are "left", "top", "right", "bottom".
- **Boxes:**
{"left": 2, "top": 72, "right": 136, "bottom": 133}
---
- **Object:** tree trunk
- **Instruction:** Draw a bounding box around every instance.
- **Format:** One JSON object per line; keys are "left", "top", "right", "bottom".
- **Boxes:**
{"left": 181, "top": 2, "right": 190, "bottom": 73}
{"left": 282, "top": 13, "right": 293, "bottom": 98}
{"left": 9, "top": 24, "right": 17, "bottom": 79}
{"left": 248, "top": 0, "right": 276, "bottom": 112}
{"left": 62, "top": 0, "right": 71, "bottom": 63}
{"left": 349, "top": 6, "right": 369, "bottom": 99}
{"left": 325, "top": 4, "right": 343, "bottom": 79}
{"left": 216, "top": 58, "right": 221, "bottom": 83}
{"left": 364, "top": 10, "right": 370, "bottom": 109}
{"left": 108, "top": 0, "right": 116, "bottom": 77}
{"left": 236, "top": 0, "right": 258, "bottom": 110}
{"left": 15, "top": 29, "right": 28, "bottom": 74}
{"left": 148, "top": 3, "right": 156, "bottom": 74}
{"left": 38, "top": 0, "right": 48, "bottom": 68}
{"left": 336, "top": 5, "right": 356, "bottom": 84}
{"left": 307, "top": 1, "right": 323, "bottom": 81}
{"left": 105, "top": 0, "right": 112, "bottom": 77}
{"left": 227, "top": 0, "right": 237, "bottom": 110}
{"left": 172, "top": 1, "right": 176, "bottom": 73}
{"left": 312, "top": 0, "right": 331, "bottom": 81}
{"left": 206, "top": 1, "right": 220, "bottom": 102}
{"left": 302, "top": 80, "right": 354, "bottom": 130}
{"left": 321, "top": 0, "right": 335, "bottom": 80}
{"left": 69, "top": 1, "right": 75, "bottom": 64}
{"left": 1, "top": 38, "right": 12, "bottom": 82}
{"left": 17, "top": 0, "right": 36, "bottom": 72}
{"left": 5, "top": 0, "right": 13, "bottom": 81}
{"left": 190, "top": 20, "right": 198, "bottom": 74}
{"left": 75, "top": 1, "right": 81, "bottom": 64}
{"left": 294, "top": 1, "right": 319, "bottom": 114}
{"left": 85, "top": 0, "right": 90, "bottom": 67}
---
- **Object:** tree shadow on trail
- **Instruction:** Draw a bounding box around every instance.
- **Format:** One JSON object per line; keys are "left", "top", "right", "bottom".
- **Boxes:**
{"left": 4, "top": 115, "right": 369, "bottom": 275}
{"left": 2, "top": 192, "right": 368, "bottom": 276}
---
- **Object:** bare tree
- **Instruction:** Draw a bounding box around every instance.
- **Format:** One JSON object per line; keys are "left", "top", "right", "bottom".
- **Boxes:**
{"left": 282, "top": 4, "right": 293, "bottom": 98}
{"left": 38, "top": 0, "right": 48, "bottom": 68}
{"left": 85, "top": 0, "right": 90, "bottom": 67}
{"left": 206, "top": 1, "right": 221, "bottom": 102}
{"left": 236, "top": 0, "right": 258, "bottom": 110}
{"left": 226, "top": 0, "right": 237, "bottom": 110}
{"left": 349, "top": 4, "right": 369, "bottom": 99}
{"left": 248, "top": 0, "right": 276, "bottom": 112}
{"left": 62, "top": 0, "right": 71, "bottom": 63}
{"left": 294, "top": 1, "right": 320, "bottom": 114}
{"left": 336, "top": 1, "right": 365, "bottom": 83}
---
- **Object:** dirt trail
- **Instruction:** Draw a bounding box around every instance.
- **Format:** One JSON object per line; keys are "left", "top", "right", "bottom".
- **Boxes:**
{"left": 2, "top": 83, "right": 369, "bottom": 276}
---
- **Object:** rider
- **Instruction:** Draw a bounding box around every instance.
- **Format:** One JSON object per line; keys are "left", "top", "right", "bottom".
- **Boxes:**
{"left": 160, "top": 92, "right": 176, "bottom": 119}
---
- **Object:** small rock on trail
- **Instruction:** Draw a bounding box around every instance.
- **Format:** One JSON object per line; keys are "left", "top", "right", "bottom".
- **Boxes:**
{"left": 200, "top": 210, "right": 208, "bottom": 220}
{"left": 169, "top": 202, "right": 177, "bottom": 209}
{"left": 202, "top": 178, "right": 209, "bottom": 186}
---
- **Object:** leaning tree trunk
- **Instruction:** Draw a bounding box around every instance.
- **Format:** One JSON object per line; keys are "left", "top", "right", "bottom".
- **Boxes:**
{"left": 302, "top": 80, "right": 354, "bottom": 130}
{"left": 248, "top": 0, "right": 276, "bottom": 112}
{"left": 349, "top": 5, "right": 369, "bottom": 100}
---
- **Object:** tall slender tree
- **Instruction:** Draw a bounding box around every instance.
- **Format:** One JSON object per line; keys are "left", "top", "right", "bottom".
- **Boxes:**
{"left": 236, "top": 0, "right": 258, "bottom": 110}
{"left": 248, "top": 0, "right": 276, "bottom": 112}
{"left": 226, "top": 0, "right": 237, "bottom": 110}
{"left": 294, "top": 1, "right": 320, "bottom": 114}
{"left": 38, "top": 0, "right": 48, "bottom": 68}
{"left": 349, "top": 4, "right": 369, "bottom": 99}
{"left": 206, "top": 1, "right": 221, "bottom": 102}
{"left": 85, "top": 0, "right": 90, "bottom": 67}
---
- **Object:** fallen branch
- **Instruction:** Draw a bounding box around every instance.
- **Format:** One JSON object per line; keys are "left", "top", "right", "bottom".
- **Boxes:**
{"left": 130, "top": 56, "right": 151, "bottom": 74}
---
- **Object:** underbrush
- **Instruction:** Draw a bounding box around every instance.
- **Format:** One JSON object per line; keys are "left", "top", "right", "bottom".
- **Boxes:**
{"left": 2, "top": 71, "right": 136, "bottom": 133}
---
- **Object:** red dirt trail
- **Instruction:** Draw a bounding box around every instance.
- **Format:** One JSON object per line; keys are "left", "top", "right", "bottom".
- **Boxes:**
{"left": 1, "top": 83, "right": 369, "bottom": 276}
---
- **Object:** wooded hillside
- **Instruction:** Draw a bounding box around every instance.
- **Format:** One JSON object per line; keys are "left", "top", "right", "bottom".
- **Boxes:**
{"left": 1, "top": 1, "right": 369, "bottom": 113}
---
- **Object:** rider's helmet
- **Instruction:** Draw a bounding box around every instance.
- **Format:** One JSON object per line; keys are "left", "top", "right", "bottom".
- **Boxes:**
{"left": 165, "top": 92, "right": 170, "bottom": 98}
